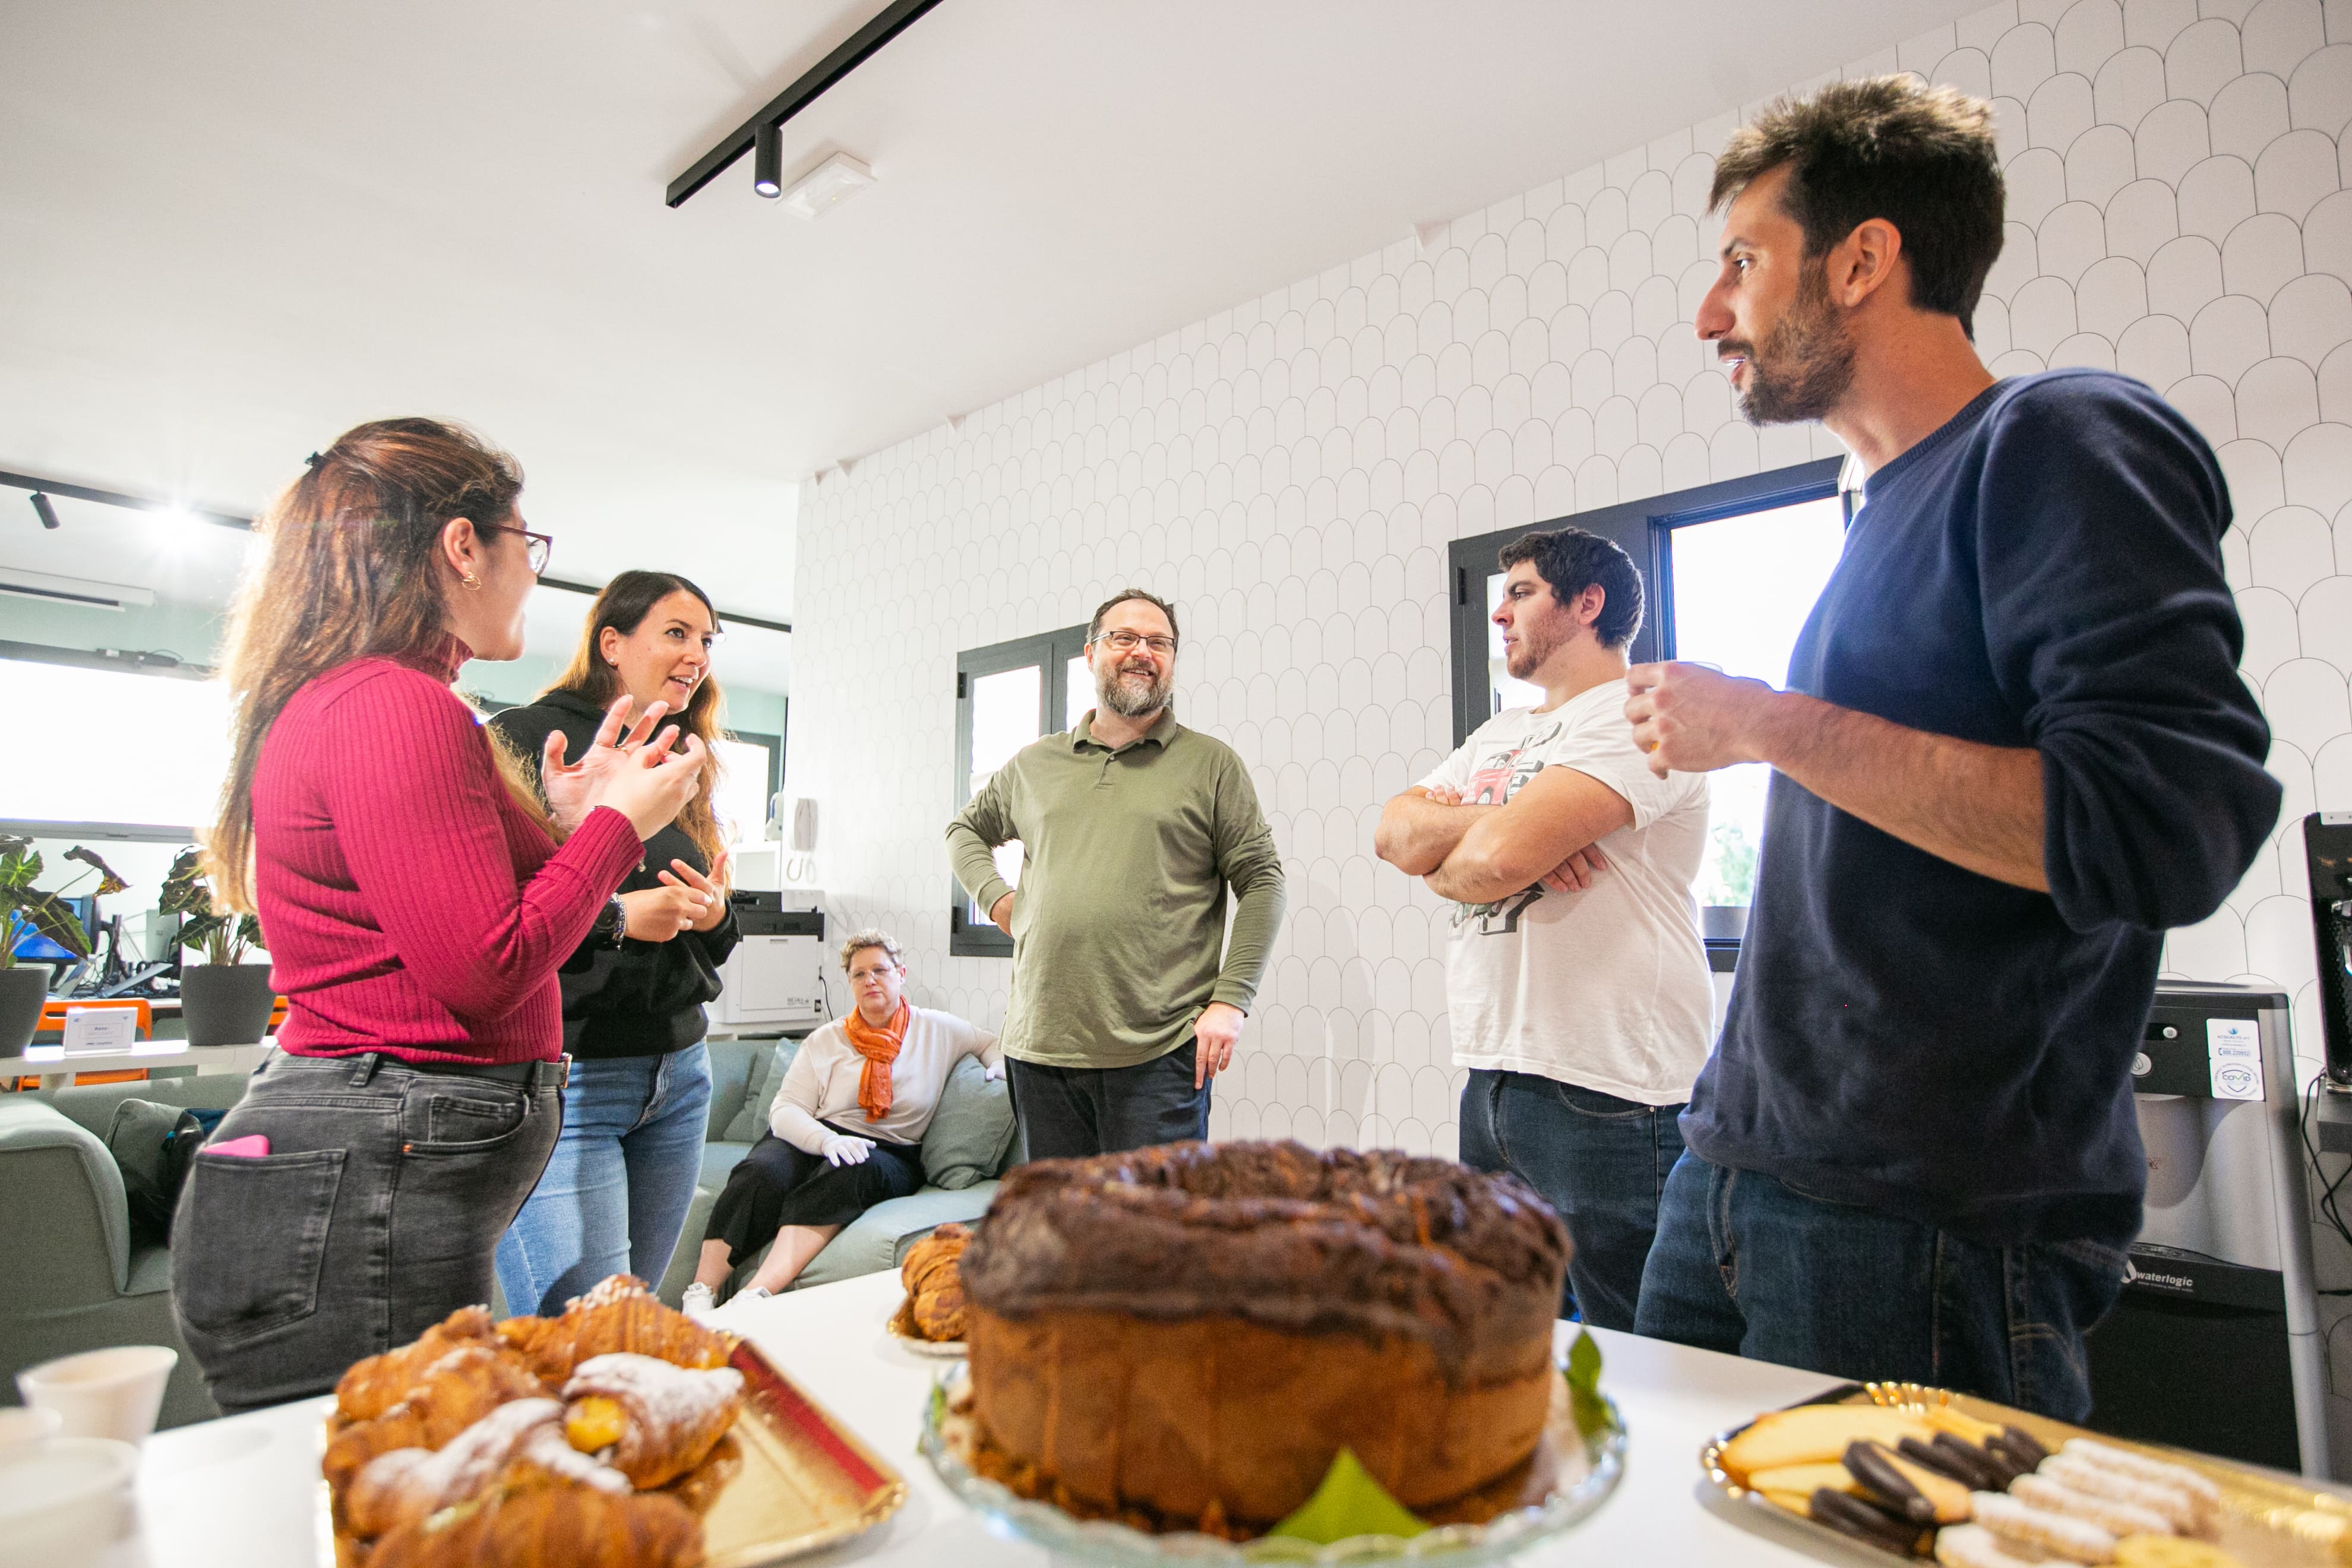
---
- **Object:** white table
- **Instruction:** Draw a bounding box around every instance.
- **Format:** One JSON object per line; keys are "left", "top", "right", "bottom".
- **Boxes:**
{"left": 17, "top": 1038, "right": 270, "bottom": 1092}
{"left": 103, "top": 1270, "right": 1885, "bottom": 1567}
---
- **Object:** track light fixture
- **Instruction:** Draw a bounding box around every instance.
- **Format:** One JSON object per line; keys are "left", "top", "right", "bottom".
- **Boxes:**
{"left": 30, "top": 492, "right": 59, "bottom": 529}
{"left": 754, "top": 122, "right": 782, "bottom": 198}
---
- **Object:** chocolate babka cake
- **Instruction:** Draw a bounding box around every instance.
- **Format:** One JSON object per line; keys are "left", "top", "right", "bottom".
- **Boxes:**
{"left": 957, "top": 1139, "right": 1570, "bottom": 1532}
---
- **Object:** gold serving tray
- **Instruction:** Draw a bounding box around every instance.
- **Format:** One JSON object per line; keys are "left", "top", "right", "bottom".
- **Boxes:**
{"left": 1700, "top": 1381, "right": 2352, "bottom": 1565}
{"left": 319, "top": 1338, "right": 906, "bottom": 1566}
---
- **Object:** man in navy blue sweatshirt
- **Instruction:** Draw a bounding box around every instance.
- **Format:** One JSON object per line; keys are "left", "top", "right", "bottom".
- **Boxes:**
{"left": 1622, "top": 77, "right": 2280, "bottom": 1419}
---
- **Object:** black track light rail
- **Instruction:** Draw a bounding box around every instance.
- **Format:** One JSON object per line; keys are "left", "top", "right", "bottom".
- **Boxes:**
{"left": 0, "top": 469, "right": 249, "bottom": 532}
{"left": 2, "top": 469, "right": 792, "bottom": 635}
{"left": 663, "top": 0, "right": 945, "bottom": 209}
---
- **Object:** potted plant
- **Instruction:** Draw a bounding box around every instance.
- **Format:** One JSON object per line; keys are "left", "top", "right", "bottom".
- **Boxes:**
{"left": 160, "top": 848, "right": 276, "bottom": 1047}
{"left": 0, "top": 835, "right": 102, "bottom": 1057}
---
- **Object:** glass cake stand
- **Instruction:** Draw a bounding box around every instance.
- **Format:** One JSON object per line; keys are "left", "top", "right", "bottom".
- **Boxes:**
{"left": 918, "top": 1353, "right": 1626, "bottom": 1566}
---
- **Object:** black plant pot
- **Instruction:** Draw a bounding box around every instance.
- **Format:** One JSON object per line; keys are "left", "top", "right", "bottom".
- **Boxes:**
{"left": 181, "top": 963, "right": 279, "bottom": 1047}
{"left": 0, "top": 966, "right": 49, "bottom": 1059}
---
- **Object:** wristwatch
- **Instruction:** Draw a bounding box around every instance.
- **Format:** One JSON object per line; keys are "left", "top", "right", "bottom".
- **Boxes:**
{"left": 593, "top": 893, "right": 628, "bottom": 949}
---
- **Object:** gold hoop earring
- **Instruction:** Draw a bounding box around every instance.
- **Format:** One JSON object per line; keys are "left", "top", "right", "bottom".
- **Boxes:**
{"left": 460, "top": 572, "right": 482, "bottom": 591}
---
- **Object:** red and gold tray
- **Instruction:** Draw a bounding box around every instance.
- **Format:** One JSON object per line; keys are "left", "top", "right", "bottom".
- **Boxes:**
{"left": 320, "top": 1339, "right": 905, "bottom": 1567}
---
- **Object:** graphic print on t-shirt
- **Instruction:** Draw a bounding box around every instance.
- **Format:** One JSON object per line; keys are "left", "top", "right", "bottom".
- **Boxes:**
{"left": 1453, "top": 720, "right": 1561, "bottom": 935}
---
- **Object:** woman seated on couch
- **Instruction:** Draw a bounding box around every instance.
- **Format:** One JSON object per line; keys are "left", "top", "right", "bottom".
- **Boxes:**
{"left": 682, "top": 928, "right": 1000, "bottom": 1313}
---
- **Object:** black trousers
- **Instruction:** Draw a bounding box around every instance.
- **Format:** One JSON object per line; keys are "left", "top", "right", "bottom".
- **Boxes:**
{"left": 170, "top": 1051, "right": 562, "bottom": 1415}
{"left": 1007, "top": 1041, "right": 1209, "bottom": 1161}
{"left": 702, "top": 1123, "right": 924, "bottom": 1264}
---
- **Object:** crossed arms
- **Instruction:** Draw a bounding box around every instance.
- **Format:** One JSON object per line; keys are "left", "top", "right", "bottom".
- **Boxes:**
{"left": 1373, "top": 764, "right": 1633, "bottom": 905}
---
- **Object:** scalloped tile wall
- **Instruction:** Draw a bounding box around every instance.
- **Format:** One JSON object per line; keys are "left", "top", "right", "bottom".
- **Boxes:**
{"left": 791, "top": 0, "right": 2352, "bottom": 1169}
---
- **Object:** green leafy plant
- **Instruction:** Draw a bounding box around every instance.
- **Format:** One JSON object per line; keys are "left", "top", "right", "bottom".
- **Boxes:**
{"left": 160, "top": 847, "right": 264, "bottom": 966}
{"left": 0, "top": 834, "right": 109, "bottom": 969}
{"left": 1266, "top": 1448, "right": 1427, "bottom": 1545}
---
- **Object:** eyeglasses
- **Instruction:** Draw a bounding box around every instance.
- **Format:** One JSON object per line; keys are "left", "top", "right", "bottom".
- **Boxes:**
{"left": 480, "top": 523, "right": 552, "bottom": 576}
{"left": 1093, "top": 630, "right": 1176, "bottom": 655}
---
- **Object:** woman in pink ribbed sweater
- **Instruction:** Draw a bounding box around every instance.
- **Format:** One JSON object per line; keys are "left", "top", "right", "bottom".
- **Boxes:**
{"left": 170, "top": 418, "right": 706, "bottom": 1412}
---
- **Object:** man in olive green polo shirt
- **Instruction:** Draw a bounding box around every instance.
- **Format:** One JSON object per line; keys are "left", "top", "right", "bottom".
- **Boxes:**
{"left": 946, "top": 589, "right": 1286, "bottom": 1159}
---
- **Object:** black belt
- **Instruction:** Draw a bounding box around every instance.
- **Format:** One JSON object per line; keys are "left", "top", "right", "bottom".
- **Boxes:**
{"left": 375, "top": 1052, "right": 569, "bottom": 1089}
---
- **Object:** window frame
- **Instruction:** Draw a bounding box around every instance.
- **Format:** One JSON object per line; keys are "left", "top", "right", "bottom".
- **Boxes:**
{"left": 1443, "top": 456, "right": 1848, "bottom": 747}
{"left": 949, "top": 624, "right": 1090, "bottom": 957}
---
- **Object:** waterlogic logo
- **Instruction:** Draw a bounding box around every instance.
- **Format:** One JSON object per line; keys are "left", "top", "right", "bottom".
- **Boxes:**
{"left": 2124, "top": 1259, "right": 2195, "bottom": 1295}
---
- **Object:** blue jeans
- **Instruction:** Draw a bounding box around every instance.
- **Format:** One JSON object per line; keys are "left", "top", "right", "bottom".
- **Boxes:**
{"left": 1633, "top": 1150, "right": 2132, "bottom": 1420}
{"left": 495, "top": 1045, "right": 712, "bottom": 1317}
{"left": 1457, "top": 1069, "right": 1685, "bottom": 1330}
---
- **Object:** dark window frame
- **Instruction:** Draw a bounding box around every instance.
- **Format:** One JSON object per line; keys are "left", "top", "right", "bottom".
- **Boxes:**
{"left": 1444, "top": 456, "right": 1848, "bottom": 747}
{"left": 949, "top": 625, "right": 1089, "bottom": 957}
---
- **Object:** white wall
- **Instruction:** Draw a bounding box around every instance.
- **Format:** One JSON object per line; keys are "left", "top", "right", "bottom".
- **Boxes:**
{"left": 796, "top": 0, "right": 2352, "bottom": 1149}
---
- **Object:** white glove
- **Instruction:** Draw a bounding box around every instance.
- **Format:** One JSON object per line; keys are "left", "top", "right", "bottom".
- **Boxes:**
{"left": 819, "top": 1133, "right": 875, "bottom": 1166}
{"left": 983, "top": 1060, "right": 1006, "bottom": 1082}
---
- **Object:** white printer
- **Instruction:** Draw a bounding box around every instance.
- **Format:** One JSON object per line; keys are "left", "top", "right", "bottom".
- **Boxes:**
{"left": 710, "top": 889, "right": 827, "bottom": 1034}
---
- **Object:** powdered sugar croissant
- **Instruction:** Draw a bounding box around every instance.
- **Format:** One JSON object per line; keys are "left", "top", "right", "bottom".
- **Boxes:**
{"left": 562, "top": 1353, "right": 745, "bottom": 1488}
{"left": 336, "top": 1305, "right": 498, "bottom": 1422}
{"left": 364, "top": 1480, "right": 704, "bottom": 1568}
{"left": 325, "top": 1345, "right": 548, "bottom": 1497}
{"left": 497, "top": 1276, "right": 734, "bottom": 1382}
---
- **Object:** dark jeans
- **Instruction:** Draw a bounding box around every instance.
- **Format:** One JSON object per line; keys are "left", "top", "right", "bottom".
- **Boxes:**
{"left": 1632, "top": 1150, "right": 2132, "bottom": 1420}
{"left": 170, "top": 1051, "right": 562, "bottom": 1414}
{"left": 703, "top": 1122, "right": 925, "bottom": 1265}
{"left": 1457, "top": 1068, "right": 1684, "bottom": 1330}
{"left": 1007, "top": 1042, "right": 1209, "bottom": 1161}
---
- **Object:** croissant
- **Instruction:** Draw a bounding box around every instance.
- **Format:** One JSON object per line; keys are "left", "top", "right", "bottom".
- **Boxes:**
{"left": 324, "top": 1346, "right": 549, "bottom": 1497}
{"left": 895, "top": 1222, "right": 970, "bottom": 1341}
{"left": 496, "top": 1276, "right": 735, "bottom": 1382}
{"left": 561, "top": 1353, "right": 744, "bottom": 1488}
{"left": 345, "top": 1399, "right": 573, "bottom": 1538}
{"left": 337, "top": 1305, "right": 497, "bottom": 1422}
{"left": 365, "top": 1482, "right": 704, "bottom": 1568}
{"left": 659, "top": 1433, "right": 742, "bottom": 1518}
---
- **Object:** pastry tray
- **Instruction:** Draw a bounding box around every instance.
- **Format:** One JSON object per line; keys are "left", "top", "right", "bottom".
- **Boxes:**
{"left": 320, "top": 1338, "right": 906, "bottom": 1567}
{"left": 1700, "top": 1381, "right": 2352, "bottom": 1566}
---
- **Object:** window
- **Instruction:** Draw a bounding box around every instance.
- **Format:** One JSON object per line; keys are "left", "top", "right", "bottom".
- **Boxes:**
{"left": 714, "top": 730, "right": 782, "bottom": 847}
{"left": 0, "top": 651, "right": 230, "bottom": 838}
{"left": 1446, "top": 457, "right": 1851, "bottom": 915}
{"left": 950, "top": 625, "right": 1090, "bottom": 956}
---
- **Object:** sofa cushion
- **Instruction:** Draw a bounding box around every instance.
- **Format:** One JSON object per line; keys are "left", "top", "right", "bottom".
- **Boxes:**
{"left": 781, "top": 1180, "right": 1000, "bottom": 1292}
{"left": 699, "top": 1140, "right": 751, "bottom": 1191}
{"left": 720, "top": 1038, "right": 800, "bottom": 1146}
{"left": 919, "top": 1056, "right": 1016, "bottom": 1190}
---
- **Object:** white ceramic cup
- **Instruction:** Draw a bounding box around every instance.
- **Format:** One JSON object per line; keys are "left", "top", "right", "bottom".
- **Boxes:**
{"left": 0, "top": 1407, "right": 61, "bottom": 1452}
{"left": 16, "top": 1345, "right": 178, "bottom": 1446}
{"left": 0, "top": 1436, "right": 140, "bottom": 1566}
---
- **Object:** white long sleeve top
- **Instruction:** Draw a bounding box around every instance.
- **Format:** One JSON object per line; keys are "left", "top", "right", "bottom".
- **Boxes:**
{"left": 767, "top": 1006, "right": 1001, "bottom": 1152}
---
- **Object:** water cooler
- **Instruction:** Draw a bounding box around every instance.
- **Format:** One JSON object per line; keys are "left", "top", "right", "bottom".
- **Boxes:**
{"left": 2082, "top": 982, "right": 2330, "bottom": 1477}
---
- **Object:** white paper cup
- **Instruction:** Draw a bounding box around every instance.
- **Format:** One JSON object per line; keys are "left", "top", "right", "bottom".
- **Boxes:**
{"left": 0, "top": 1436, "right": 138, "bottom": 1565}
{"left": 0, "top": 1408, "right": 61, "bottom": 1452}
{"left": 16, "top": 1345, "right": 177, "bottom": 1446}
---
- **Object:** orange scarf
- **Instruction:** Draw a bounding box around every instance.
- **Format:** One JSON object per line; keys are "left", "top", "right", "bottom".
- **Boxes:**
{"left": 843, "top": 999, "right": 909, "bottom": 1123}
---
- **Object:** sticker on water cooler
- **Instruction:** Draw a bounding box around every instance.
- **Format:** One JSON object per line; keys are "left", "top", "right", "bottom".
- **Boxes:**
{"left": 2206, "top": 1017, "right": 2263, "bottom": 1101}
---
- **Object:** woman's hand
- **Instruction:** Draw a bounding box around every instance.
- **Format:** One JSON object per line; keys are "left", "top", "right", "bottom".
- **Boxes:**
{"left": 656, "top": 849, "right": 731, "bottom": 933}
{"left": 818, "top": 1133, "right": 875, "bottom": 1167}
{"left": 542, "top": 697, "right": 678, "bottom": 834}
{"left": 619, "top": 884, "right": 709, "bottom": 942}
{"left": 590, "top": 731, "right": 709, "bottom": 841}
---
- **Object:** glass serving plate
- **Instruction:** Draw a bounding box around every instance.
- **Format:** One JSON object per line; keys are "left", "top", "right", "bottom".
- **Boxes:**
{"left": 918, "top": 1352, "right": 1625, "bottom": 1567}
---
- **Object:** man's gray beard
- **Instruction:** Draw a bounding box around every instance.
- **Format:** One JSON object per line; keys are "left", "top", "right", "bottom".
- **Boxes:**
{"left": 1734, "top": 269, "right": 1856, "bottom": 426}
{"left": 1097, "top": 661, "right": 1171, "bottom": 718}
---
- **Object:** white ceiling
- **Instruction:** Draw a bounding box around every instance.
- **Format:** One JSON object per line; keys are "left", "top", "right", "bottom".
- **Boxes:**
{"left": 0, "top": 0, "right": 1964, "bottom": 641}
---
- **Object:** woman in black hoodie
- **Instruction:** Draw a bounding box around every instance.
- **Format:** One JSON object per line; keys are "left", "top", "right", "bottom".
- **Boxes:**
{"left": 488, "top": 571, "right": 740, "bottom": 1314}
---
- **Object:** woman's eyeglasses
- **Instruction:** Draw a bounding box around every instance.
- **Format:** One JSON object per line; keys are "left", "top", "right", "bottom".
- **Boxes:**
{"left": 480, "top": 524, "right": 553, "bottom": 576}
{"left": 1095, "top": 630, "right": 1176, "bottom": 655}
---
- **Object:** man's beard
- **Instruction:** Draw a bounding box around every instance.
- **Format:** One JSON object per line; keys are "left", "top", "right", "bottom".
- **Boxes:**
{"left": 1096, "top": 657, "right": 1172, "bottom": 718}
{"left": 1728, "top": 265, "right": 1855, "bottom": 425}
{"left": 1504, "top": 618, "right": 1564, "bottom": 681}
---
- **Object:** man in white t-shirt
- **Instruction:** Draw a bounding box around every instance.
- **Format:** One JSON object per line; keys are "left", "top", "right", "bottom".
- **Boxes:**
{"left": 1374, "top": 526, "right": 1711, "bottom": 1329}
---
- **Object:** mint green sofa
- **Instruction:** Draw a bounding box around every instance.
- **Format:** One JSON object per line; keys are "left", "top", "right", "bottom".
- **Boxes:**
{"left": 655, "top": 1034, "right": 1014, "bottom": 1307}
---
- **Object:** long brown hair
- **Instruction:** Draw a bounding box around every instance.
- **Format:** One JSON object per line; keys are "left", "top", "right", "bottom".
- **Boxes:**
{"left": 205, "top": 417, "right": 536, "bottom": 911}
{"left": 544, "top": 571, "right": 731, "bottom": 865}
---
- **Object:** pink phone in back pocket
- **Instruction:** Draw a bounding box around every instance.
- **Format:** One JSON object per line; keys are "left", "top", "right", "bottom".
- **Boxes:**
{"left": 207, "top": 1134, "right": 271, "bottom": 1158}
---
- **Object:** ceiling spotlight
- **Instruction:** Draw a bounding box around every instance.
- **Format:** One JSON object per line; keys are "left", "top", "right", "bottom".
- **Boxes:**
{"left": 30, "top": 492, "right": 59, "bottom": 529}
{"left": 754, "top": 122, "right": 782, "bottom": 198}
{"left": 780, "top": 152, "right": 874, "bottom": 220}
